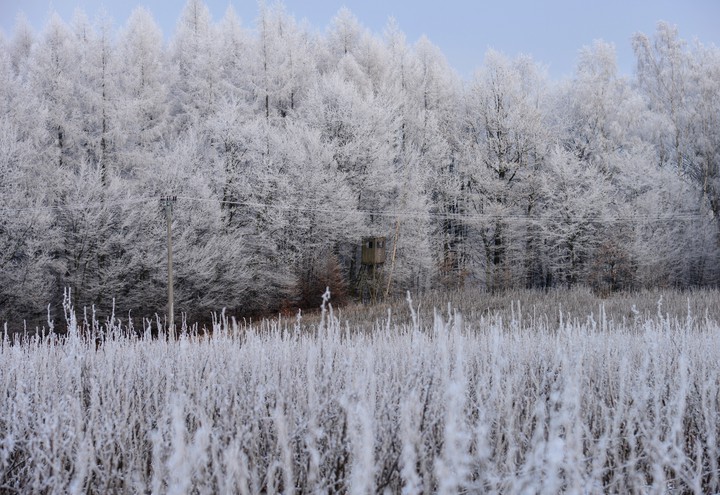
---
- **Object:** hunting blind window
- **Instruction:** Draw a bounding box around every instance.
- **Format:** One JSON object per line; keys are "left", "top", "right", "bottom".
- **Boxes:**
{"left": 362, "top": 236, "right": 386, "bottom": 265}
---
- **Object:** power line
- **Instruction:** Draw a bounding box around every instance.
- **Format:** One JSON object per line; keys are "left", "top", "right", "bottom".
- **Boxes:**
{"left": 0, "top": 196, "right": 156, "bottom": 214}
{"left": 176, "top": 196, "right": 712, "bottom": 225}
{"left": 0, "top": 194, "right": 714, "bottom": 225}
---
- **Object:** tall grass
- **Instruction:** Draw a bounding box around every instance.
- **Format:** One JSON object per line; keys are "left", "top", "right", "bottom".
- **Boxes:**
{"left": 1, "top": 290, "right": 719, "bottom": 493}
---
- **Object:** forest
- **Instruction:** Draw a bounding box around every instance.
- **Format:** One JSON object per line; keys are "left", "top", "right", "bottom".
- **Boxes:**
{"left": 1, "top": 0, "right": 719, "bottom": 327}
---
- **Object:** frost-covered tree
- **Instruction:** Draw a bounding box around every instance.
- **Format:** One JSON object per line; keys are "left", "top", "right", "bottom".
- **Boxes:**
{"left": 463, "top": 51, "right": 550, "bottom": 289}
{"left": 301, "top": 71, "right": 400, "bottom": 292}
{"left": 539, "top": 148, "right": 614, "bottom": 287}
{"left": 71, "top": 11, "right": 118, "bottom": 184}
{"left": 633, "top": 22, "right": 720, "bottom": 284}
{"left": 633, "top": 22, "right": 692, "bottom": 173}
{"left": 27, "top": 14, "right": 79, "bottom": 170}
{"left": 169, "top": 0, "right": 218, "bottom": 131}
{"left": 139, "top": 128, "right": 253, "bottom": 320}
{"left": 8, "top": 14, "right": 34, "bottom": 77}
{"left": 560, "top": 41, "right": 645, "bottom": 167}
{"left": 326, "top": 7, "right": 364, "bottom": 62}
{"left": 686, "top": 42, "right": 720, "bottom": 247}
{"left": 52, "top": 162, "right": 163, "bottom": 319}
{"left": 216, "top": 6, "right": 253, "bottom": 103}
{"left": 264, "top": 121, "right": 360, "bottom": 306}
{"left": 252, "top": 3, "right": 316, "bottom": 120}
{"left": 0, "top": 120, "right": 58, "bottom": 325}
{"left": 407, "top": 36, "right": 463, "bottom": 289}
{"left": 114, "top": 6, "right": 170, "bottom": 186}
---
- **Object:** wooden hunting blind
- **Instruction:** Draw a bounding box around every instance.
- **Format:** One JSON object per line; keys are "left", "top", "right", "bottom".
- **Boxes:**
{"left": 362, "top": 236, "right": 386, "bottom": 265}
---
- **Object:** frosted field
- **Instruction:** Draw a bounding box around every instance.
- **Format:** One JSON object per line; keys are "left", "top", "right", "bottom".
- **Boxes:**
{"left": 1, "top": 291, "right": 720, "bottom": 494}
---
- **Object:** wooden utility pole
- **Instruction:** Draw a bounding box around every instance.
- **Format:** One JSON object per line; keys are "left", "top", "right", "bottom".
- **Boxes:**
{"left": 161, "top": 196, "right": 177, "bottom": 335}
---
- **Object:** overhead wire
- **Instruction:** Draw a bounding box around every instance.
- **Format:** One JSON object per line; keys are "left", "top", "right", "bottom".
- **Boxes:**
{"left": 0, "top": 196, "right": 157, "bottom": 214}
{"left": 0, "top": 194, "right": 713, "bottom": 225}
{"left": 175, "top": 195, "right": 712, "bottom": 225}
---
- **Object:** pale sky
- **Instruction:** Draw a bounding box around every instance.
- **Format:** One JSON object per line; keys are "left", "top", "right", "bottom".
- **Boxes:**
{"left": 1, "top": 0, "right": 718, "bottom": 79}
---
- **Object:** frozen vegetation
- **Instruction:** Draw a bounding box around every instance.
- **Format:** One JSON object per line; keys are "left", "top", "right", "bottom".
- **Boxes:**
{"left": 2, "top": 290, "right": 720, "bottom": 493}
{"left": 1, "top": 0, "right": 720, "bottom": 327}
{"left": 1, "top": 1, "right": 719, "bottom": 487}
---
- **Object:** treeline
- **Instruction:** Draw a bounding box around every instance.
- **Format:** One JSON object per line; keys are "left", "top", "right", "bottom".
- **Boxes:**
{"left": 0, "top": 1, "right": 719, "bottom": 326}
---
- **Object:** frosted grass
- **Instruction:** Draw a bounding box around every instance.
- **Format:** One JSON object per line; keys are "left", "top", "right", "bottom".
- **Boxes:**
{"left": 1, "top": 298, "right": 719, "bottom": 493}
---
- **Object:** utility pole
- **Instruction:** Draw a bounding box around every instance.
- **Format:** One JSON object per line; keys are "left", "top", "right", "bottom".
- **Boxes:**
{"left": 161, "top": 196, "right": 177, "bottom": 336}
